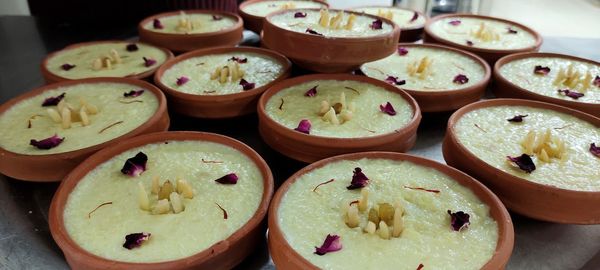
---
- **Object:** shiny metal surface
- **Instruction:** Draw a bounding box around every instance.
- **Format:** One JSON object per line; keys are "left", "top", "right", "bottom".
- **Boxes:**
{"left": 1, "top": 16, "right": 600, "bottom": 270}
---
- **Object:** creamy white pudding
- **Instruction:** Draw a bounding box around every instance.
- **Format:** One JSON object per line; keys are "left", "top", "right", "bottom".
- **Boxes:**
{"left": 353, "top": 7, "right": 425, "bottom": 29}
{"left": 278, "top": 158, "right": 498, "bottom": 270}
{"left": 242, "top": 0, "right": 326, "bottom": 17}
{"left": 143, "top": 12, "right": 237, "bottom": 34}
{"left": 63, "top": 140, "right": 264, "bottom": 262}
{"left": 264, "top": 80, "right": 414, "bottom": 138}
{"left": 455, "top": 105, "right": 600, "bottom": 191}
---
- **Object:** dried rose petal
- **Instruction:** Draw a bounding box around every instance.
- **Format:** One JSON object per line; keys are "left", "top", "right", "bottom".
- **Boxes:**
{"left": 228, "top": 56, "right": 248, "bottom": 63}
{"left": 212, "top": 15, "right": 223, "bottom": 20}
{"left": 120, "top": 152, "right": 148, "bottom": 177}
{"left": 507, "top": 154, "right": 536, "bottom": 173}
{"left": 593, "top": 75, "right": 600, "bottom": 87}
{"left": 215, "top": 173, "right": 238, "bottom": 184}
{"left": 123, "top": 89, "right": 145, "bottom": 97}
{"left": 409, "top": 12, "right": 418, "bottom": 22}
{"left": 41, "top": 93, "right": 66, "bottom": 106}
{"left": 126, "top": 43, "right": 139, "bottom": 52}
{"left": 558, "top": 89, "right": 584, "bottom": 99}
{"left": 590, "top": 143, "right": 600, "bottom": 157}
{"left": 346, "top": 167, "right": 369, "bottom": 189}
{"left": 507, "top": 114, "right": 528, "bottom": 122}
{"left": 466, "top": 40, "right": 474, "bottom": 46}
{"left": 239, "top": 79, "right": 255, "bottom": 90}
{"left": 176, "top": 76, "right": 189, "bottom": 86}
{"left": 447, "top": 210, "right": 470, "bottom": 231}
{"left": 143, "top": 57, "right": 157, "bottom": 67}
{"left": 304, "top": 86, "right": 318, "bottom": 97}
{"left": 453, "top": 74, "right": 469, "bottom": 84}
{"left": 533, "top": 65, "right": 550, "bottom": 75}
{"left": 294, "top": 12, "right": 307, "bottom": 18}
{"left": 380, "top": 102, "right": 397, "bottom": 116}
{"left": 370, "top": 19, "right": 383, "bottom": 30}
{"left": 449, "top": 20, "right": 461, "bottom": 26}
{"left": 314, "top": 234, "right": 342, "bottom": 255}
{"left": 61, "top": 64, "right": 76, "bottom": 71}
{"left": 153, "top": 19, "right": 163, "bottom": 29}
{"left": 123, "top": 232, "right": 150, "bottom": 249}
{"left": 30, "top": 134, "right": 64, "bottom": 149}
{"left": 306, "top": 28, "right": 323, "bottom": 36}
{"left": 385, "top": 76, "right": 406, "bottom": 86}
{"left": 294, "top": 119, "right": 311, "bottom": 134}
{"left": 507, "top": 27, "right": 518, "bottom": 34}
{"left": 397, "top": 47, "right": 409, "bottom": 56}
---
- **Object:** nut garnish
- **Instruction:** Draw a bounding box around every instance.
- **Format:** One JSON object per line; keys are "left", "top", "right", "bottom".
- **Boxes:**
{"left": 210, "top": 62, "right": 245, "bottom": 83}
{"left": 407, "top": 56, "right": 433, "bottom": 79}
{"left": 169, "top": 192, "right": 185, "bottom": 213}
{"left": 364, "top": 221, "right": 377, "bottom": 234}
{"left": 345, "top": 190, "right": 406, "bottom": 239}
{"left": 376, "top": 9, "right": 393, "bottom": 20}
{"left": 470, "top": 22, "right": 500, "bottom": 42}
{"left": 137, "top": 182, "right": 150, "bottom": 211}
{"left": 358, "top": 188, "right": 368, "bottom": 212}
{"left": 521, "top": 129, "right": 566, "bottom": 162}
{"left": 158, "top": 180, "right": 174, "bottom": 200}
{"left": 151, "top": 176, "right": 160, "bottom": 194}
{"left": 46, "top": 97, "right": 99, "bottom": 129}
{"left": 377, "top": 221, "right": 390, "bottom": 239}
{"left": 176, "top": 178, "right": 194, "bottom": 199}
{"left": 143, "top": 177, "right": 194, "bottom": 215}
{"left": 152, "top": 199, "right": 171, "bottom": 215}
{"left": 318, "top": 9, "right": 356, "bottom": 30}
{"left": 345, "top": 204, "right": 360, "bottom": 228}
{"left": 552, "top": 64, "right": 593, "bottom": 92}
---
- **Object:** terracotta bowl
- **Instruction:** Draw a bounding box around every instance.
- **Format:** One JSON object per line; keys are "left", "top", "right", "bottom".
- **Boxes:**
{"left": 138, "top": 10, "right": 244, "bottom": 53}
{"left": 257, "top": 74, "right": 422, "bottom": 163}
{"left": 239, "top": 0, "right": 329, "bottom": 34}
{"left": 424, "top": 13, "right": 542, "bottom": 64}
{"left": 154, "top": 46, "right": 292, "bottom": 118}
{"left": 268, "top": 151, "right": 514, "bottom": 270}
{"left": 0, "top": 78, "right": 170, "bottom": 182}
{"left": 41, "top": 40, "right": 174, "bottom": 84}
{"left": 443, "top": 98, "right": 600, "bottom": 224}
{"left": 493, "top": 52, "right": 600, "bottom": 117}
{"left": 49, "top": 131, "right": 274, "bottom": 270}
{"left": 352, "top": 6, "right": 428, "bottom": 42}
{"left": 359, "top": 43, "right": 491, "bottom": 112}
{"left": 262, "top": 9, "right": 401, "bottom": 73}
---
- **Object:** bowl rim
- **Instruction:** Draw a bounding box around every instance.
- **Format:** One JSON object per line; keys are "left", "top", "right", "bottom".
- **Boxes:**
{"left": 257, "top": 73, "right": 422, "bottom": 143}
{"left": 268, "top": 151, "right": 514, "bottom": 270}
{"left": 48, "top": 131, "right": 274, "bottom": 268}
{"left": 0, "top": 77, "right": 168, "bottom": 159}
{"left": 446, "top": 98, "right": 600, "bottom": 195}
{"left": 153, "top": 46, "right": 292, "bottom": 101}
{"left": 264, "top": 8, "right": 401, "bottom": 42}
{"left": 349, "top": 5, "right": 429, "bottom": 31}
{"left": 493, "top": 51, "right": 600, "bottom": 108}
{"left": 138, "top": 9, "right": 244, "bottom": 38}
{"left": 41, "top": 40, "right": 174, "bottom": 82}
{"left": 424, "top": 13, "right": 543, "bottom": 54}
{"left": 360, "top": 42, "right": 491, "bottom": 94}
{"left": 239, "top": 0, "right": 329, "bottom": 20}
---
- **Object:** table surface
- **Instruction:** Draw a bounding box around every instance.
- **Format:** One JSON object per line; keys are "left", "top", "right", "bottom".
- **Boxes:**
{"left": 1, "top": 15, "right": 599, "bottom": 270}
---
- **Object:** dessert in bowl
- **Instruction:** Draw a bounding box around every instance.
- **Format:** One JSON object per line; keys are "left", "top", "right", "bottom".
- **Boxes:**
{"left": 42, "top": 41, "right": 173, "bottom": 83}
{"left": 360, "top": 43, "right": 490, "bottom": 112}
{"left": 49, "top": 131, "right": 274, "bottom": 270}
{"left": 154, "top": 46, "right": 291, "bottom": 118}
{"left": 0, "top": 78, "right": 169, "bottom": 182}
{"left": 494, "top": 52, "right": 600, "bottom": 117}
{"left": 424, "top": 14, "right": 542, "bottom": 64}
{"left": 443, "top": 99, "right": 600, "bottom": 223}
{"left": 139, "top": 10, "right": 243, "bottom": 53}
{"left": 268, "top": 152, "right": 514, "bottom": 270}
{"left": 262, "top": 8, "right": 400, "bottom": 73}
{"left": 239, "top": 0, "right": 329, "bottom": 34}
{"left": 352, "top": 6, "right": 427, "bottom": 42}
{"left": 257, "top": 74, "right": 421, "bottom": 163}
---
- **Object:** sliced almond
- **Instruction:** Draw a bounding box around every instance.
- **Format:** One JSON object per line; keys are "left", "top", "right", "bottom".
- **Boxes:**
{"left": 151, "top": 176, "right": 160, "bottom": 194}
{"left": 346, "top": 204, "right": 360, "bottom": 228}
{"left": 137, "top": 182, "right": 150, "bottom": 211}
{"left": 80, "top": 108, "right": 90, "bottom": 126}
{"left": 61, "top": 107, "right": 71, "bottom": 129}
{"left": 169, "top": 192, "right": 185, "bottom": 213}
{"left": 392, "top": 207, "right": 404, "bottom": 237}
{"left": 176, "top": 179, "right": 194, "bottom": 199}
{"left": 152, "top": 199, "right": 171, "bottom": 215}
{"left": 378, "top": 221, "right": 390, "bottom": 239}
{"left": 158, "top": 180, "right": 174, "bottom": 201}
{"left": 319, "top": 100, "right": 330, "bottom": 115}
{"left": 358, "top": 188, "right": 368, "bottom": 212}
{"left": 47, "top": 108, "right": 62, "bottom": 122}
{"left": 364, "top": 221, "right": 376, "bottom": 234}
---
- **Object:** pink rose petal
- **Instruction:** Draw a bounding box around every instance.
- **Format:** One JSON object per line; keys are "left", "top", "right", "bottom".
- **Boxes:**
{"left": 215, "top": 173, "right": 238, "bottom": 184}
{"left": 314, "top": 234, "right": 342, "bottom": 255}
{"left": 447, "top": 210, "right": 470, "bottom": 231}
{"left": 294, "top": 119, "right": 311, "bottom": 134}
{"left": 123, "top": 232, "right": 151, "bottom": 249}
{"left": 379, "top": 102, "right": 397, "bottom": 116}
{"left": 346, "top": 167, "right": 369, "bottom": 189}
{"left": 30, "top": 134, "right": 64, "bottom": 149}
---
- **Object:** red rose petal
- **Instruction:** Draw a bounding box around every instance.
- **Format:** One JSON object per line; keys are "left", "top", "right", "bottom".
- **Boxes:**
{"left": 449, "top": 20, "right": 461, "bottom": 26}
{"left": 590, "top": 143, "right": 600, "bottom": 157}
{"left": 558, "top": 89, "right": 584, "bottom": 99}
{"left": 41, "top": 92, "right": 66, "bottom": 106}
{"left": 120, "top": 152, "right": 148, "bottom": 177}
{"left": 153, "top": 19, "right": 163, "bottom": 29}
{"left": 212, "top": 15, "right": 223, "bottom": 21}
{"left": 379, "top": 102, "right": 397, "bottom": 116}
{"left": 123, "top": 89, "right": 144, "bottom": 97}
{"left": 306, "top": 28, "right": 323, "bottom": 36}
{"left": 61, "top": 63, "right": 76, "bottom": 71}
{"left": 239, "top": 79, "right": 255, "bottom": 90}
{"left": 447, "top": 210, "right": 470, "bottom": 231}
{"left": 453, "top": 74, "right": 469, "bottom": 84}
{"left": 215, "top": 173, "right": 238, "bottom": 184}
{"left": 294, "top": 12, "right": 307, "bottom": 18}
{"left": 533, "top": 65, "right": 550, "bottom": 75}
{"left": 370, "top": 19, "right": 383, "bottom": 30}
{"left": 592, "top": 76, "right": 600, "bottom": 87}
{"left": 314, "top": 234, "right": 342, "bottom": 255}
{"left": 123, "top": 232, "right": 150, "bottom": 249}
{"left": 228, "top": 56, "right": 248, "bottom": 63}
{"left": 507, "top": 114, "right": 528, "bottom": 122}
{"left": 30, "top": 134, "right": 64, "bottom": 149}
{"left": 385, "top": 76, "right": 406, "bottom": 86}
{"left": 346, "top": 167, "right": 369, "bottom": 189}
{"left": 507, "top": 154, "right": 536, "bottom": 173}
{"left": 143, "top": 57, "right": 157, "bottom": 67}
{"left": 409, "top": 12, "right": 418, "bottom": 22}
{"left": 294, "top": 119, "right": 311, "bottom": 134}
{"left": 176, "top": 76, "right": 189, "bottom": 86}
{"left": 397, "top": 47, "right": 409, "bottom": 56}
{"left": 126, "top": 43, "right": 139, "bottom": 52}
{"left": 304, "top": 86, "right": 318, "bottom": 97}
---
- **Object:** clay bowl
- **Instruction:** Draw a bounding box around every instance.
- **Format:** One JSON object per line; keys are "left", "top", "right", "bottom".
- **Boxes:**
{"left": 424, "top": 13, "right": 542, "bottom": 64}
{"left": 138, "top": 10, "right": 244, "bottom": 53}
{"left": 49, "top": 131, "right": 274, "bottom": 270}
{"left": 443, "top": 98, "right": 600, "bottom": 224}
{"left": 359, "top": 43, "right": 491, "bottom": 112}
{"left": 257, "top": 74, "right": 421, "bottom": 163}
{"left": 493, "top": 52, "right": 600, "bottom": 117}
{"left": 0, "top": 78, "right": 169, "bottom": 182}
{"left": 262, "top": 9, "right": 400, "bottom": 73}
{"left": 41, "top": 40, "right": 174, "bottom": 84}
{"left": 268, "top": 151, "right": 514, "bottom": 270}
{"left": 239, "top": 0, "right": 329, "bottom": 34}
{"left": 154, "top": 46, "right": 292, "bottom": 118}
{"left": 351, "top": 6, "right": 428, "bottom": 42}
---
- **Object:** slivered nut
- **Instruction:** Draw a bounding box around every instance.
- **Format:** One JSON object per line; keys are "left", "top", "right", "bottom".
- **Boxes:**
{"left": 344, "top": 14, "right": 356, "bottom": 29}
{"left": 319, "top": 9, "right": 354, "bottom": 30}
{"left": 169, "top": 192, "right": 185, "bottom": 213}
{"left": 378, "top": 221, "right": 390, "bottom": 239}
{"left": 61, "top": 108, "right": 71, "bottom": 129}
{"left": 368, "top": 208, "right": 380, "bottom": 225}
{"left": 521, "top": 129, "right": 566, "bottom": 161}
{"left": 348, "top": 102, "right": 356, "bottom": 112}
{"left": 377, "top": 9, "right": 393, "bottom": 20}
{"left": 280, "top": 3, "right": 296, "bottom": 9}
{"left": 80, "top": 98, "right": 98, "bottom": 114}
{"left": 358, "top": 188, "right": 368, "bottom": 212}
{"left": 151, "top": 176, "right": 160, "bottom": 194}
{"left": 80, "top": 108, "right": 90, "bottom": 126}
{"left": 346, "top": 204, "right": 360, "bottom": 228}
{"left": 378, "top": 203, "right": 394, "bottom": 225}
{"left": 176, "top": 179, "right": 194, "bottom": 199}
{"left": 47, "top": 108, "right": 62, "bottom": 122}
{"left": 319, "top": 100, "right": 330, "bottom": 115}
{"left": 407, "top": 57, "right": 433, "bottom": 79}
{"left": 110, "top": 49, "right": 122, "bottom": 64}
{"left": 333, "top": 103, "right": 343, "bottom": 114}
{"left": 211, "top": 62, "right": 244, "bottom": 83}
{"left": 152, "top": 199, "right": 171, "bottom": 214}
{"left": 220, "top": 66, "right": 229, "bottom": 83}
{"left": 137, "top": 182, "right": 150, "bottom": 211}
{"left": 364, "top": 221, "right": 376, "bottom": 234}
{"left": 158, "top": 180, "right": 174, "bottom": 200}
{"left": 471, "top": 22, "right": 499, "bottom": 42}
{"left": 92, "top": 58, "right": 103, "bottom": 70}
{"left": 393, "top": 200, "right": 405, "bottom": 217}
{"left": 103, "top": 58, "right": 112, "bottom": 69}
{"left": 322, "top": 107, "right": 339, "bottom": 124}
{"left": 340, "top": 111, "right": 353, "bottom": 122}
{"left": 329, "top": 12, "right": 343, "bottom": 29}
{"left": 319, "top": 9, "right": 329, "bottom": 27}
{"left": 392, "top": 207, "right": 404, "bottom": 237}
